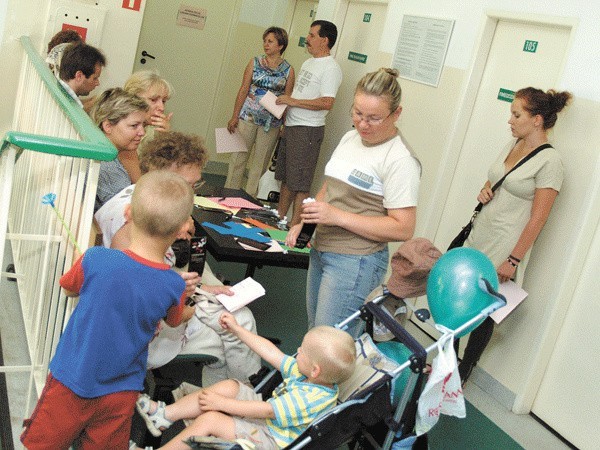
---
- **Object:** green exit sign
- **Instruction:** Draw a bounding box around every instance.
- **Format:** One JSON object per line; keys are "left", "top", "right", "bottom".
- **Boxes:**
{"left": 523, "top": 40, "right": 538, "bottom": 53}
{"left": 348, "top": 51, "right": 368, "bottom": 64}
{"left": 498, "top": 88, "right": 515, "bottom": 103}
{"left": 298, "top": 37, "right": 306, "bottom": 47}
{"left": 363, "top": 13, "right": 372, "bottom": 22}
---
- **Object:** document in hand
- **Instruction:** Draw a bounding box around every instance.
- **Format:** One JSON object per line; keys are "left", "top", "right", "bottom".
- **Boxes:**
{"left": 216, "top": 277, "right": 266, "bottom": 312}
{"left": 215, "top": 127, "right": 248, "bottom": 153}
{"left": 490, "top": 280, "right": 528, "bottom": 324}
{"left": 258, "top": 90, "right": 287, "bottom": 119}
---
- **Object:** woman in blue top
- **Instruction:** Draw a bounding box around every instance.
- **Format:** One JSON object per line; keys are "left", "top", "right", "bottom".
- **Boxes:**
{"left": 225, "top": 27, "right": 295, "bottom": 197}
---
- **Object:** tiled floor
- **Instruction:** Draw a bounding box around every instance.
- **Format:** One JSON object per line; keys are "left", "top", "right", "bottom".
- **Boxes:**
{"left": 1, "top": 234, "right": 573, "bottom": 450}
{"left": 403, "top": 320, "right": 571, "bottom": 450}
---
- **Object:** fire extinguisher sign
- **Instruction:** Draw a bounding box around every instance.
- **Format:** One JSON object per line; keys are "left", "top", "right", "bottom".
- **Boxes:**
{"left": 122, "top": 0, "right": 142, "bottom": 12}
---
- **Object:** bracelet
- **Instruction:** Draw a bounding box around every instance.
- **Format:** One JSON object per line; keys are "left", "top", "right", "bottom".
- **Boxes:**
{"left": 506, "top": 258, "right": 518, "bottom": 268}
{"left": 509, "top": 254, "right": 521, "bottom": 263}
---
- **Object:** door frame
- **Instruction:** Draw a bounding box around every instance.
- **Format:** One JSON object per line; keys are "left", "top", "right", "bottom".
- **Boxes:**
{"left": 422, "top": 11, "right": 576, "bottom": 414}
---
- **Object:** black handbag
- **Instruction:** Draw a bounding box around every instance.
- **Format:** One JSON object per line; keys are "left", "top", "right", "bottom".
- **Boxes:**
{"left": 447, "top": 143, "right": 552, "bottom": 251}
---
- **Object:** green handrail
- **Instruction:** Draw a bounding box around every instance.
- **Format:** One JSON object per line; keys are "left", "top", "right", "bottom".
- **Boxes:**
{"left": 1, "top": 131, "right": 117, "bottom": 161}
{"left": 0, "top": 36, "right": 117, "bottom": 161}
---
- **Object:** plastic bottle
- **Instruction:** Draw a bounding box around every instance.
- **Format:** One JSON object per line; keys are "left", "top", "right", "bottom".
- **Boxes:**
{"left": 295, "top": 198, "right": 316, "bottom": 249}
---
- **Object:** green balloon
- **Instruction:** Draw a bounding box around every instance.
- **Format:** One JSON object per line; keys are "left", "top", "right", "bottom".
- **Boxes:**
{"left": 376, "top": 341, "right": 413, "bottom": 407}
{"left": 426, "top": 247, "right": 498, "bottom": 337}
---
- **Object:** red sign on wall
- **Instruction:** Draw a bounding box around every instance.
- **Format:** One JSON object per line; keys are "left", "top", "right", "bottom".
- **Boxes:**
{"left": 122, "top": 0, "right": 142, "bottom": 11}
{"left": 62, "top": 23, "right": 88, "bottom": 41}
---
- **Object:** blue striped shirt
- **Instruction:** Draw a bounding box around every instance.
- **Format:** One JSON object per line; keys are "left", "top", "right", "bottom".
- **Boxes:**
{"left": 267, "top": 355, "right": 338, "bottom": 447}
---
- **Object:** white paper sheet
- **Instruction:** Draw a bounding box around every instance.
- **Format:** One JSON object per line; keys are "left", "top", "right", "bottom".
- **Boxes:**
{"left": 215, "top": 127, "right": 247, "bottom": 153}
{"left": 490, "top": 281, "right": 528, "bottom": 324}
{"left": 258, "top": 90, "right": 287, "bottom": 119}
{"left": 216, "top": 277, "right": 265, "bottom": 312}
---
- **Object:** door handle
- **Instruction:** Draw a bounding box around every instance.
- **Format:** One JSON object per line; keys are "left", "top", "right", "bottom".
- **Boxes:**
{"left": 140, "top": 50, "right": 156, "bottom": 64}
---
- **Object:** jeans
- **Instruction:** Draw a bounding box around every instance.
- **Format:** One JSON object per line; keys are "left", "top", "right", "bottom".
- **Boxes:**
{"left": 306, "top": 247, "right": 389, "bottom": 338}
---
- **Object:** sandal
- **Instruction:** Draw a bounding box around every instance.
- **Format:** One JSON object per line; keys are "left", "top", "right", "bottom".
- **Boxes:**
{"left": 136, "top": 394, "right": 173, "bottom": 437}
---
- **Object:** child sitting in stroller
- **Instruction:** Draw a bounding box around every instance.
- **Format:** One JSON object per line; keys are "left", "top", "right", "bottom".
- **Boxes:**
{"left": 135, "top": 312, "right": 356, "bottom": 450}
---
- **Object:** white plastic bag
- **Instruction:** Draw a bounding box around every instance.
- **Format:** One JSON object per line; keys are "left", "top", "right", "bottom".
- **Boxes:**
{"left": 415, "top": 335, "right": 465, "bottom": 435}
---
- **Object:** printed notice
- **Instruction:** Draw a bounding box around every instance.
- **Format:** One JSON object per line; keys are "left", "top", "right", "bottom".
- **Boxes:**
{"left": 177, "top": 5, "right": 207, "bottom": 30}
{"left": 392, "top": 16, "right": 454, "bottom": 87}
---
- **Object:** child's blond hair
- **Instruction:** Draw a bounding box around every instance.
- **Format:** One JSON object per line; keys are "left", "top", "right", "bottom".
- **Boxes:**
{"left": 305, "top": 326, "right": 356, "bottom": 384}
{"left": 131, "top": 170, "right": 193, "bottom": 239}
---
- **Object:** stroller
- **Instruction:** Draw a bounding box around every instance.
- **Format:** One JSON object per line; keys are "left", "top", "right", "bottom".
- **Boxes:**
{"left": 184, "top": 279, "right": 506, "bottom": 450}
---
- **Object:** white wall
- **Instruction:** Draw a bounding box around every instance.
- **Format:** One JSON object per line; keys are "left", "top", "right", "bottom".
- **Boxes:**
{"left": 239, "top": 0, "right": 289, "bottom": 27}
{"left": 0, "top": 0, "right": 52, "bottom": 136}
{"left": 317, "top": 0, "right": 600, "bottom": 420}
{"left": 375, "top": 2, "right": 600, "bottom": 415}
{"left": 380, "top": 0, "right": 600, "bottom": 101}
{"left": 3, "top": 0, "right": 599, "bottom": 429}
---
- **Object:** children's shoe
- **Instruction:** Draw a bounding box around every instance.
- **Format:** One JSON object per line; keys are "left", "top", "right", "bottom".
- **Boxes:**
{"left": 135, "top": 394, "right": 173, "bottom": 437}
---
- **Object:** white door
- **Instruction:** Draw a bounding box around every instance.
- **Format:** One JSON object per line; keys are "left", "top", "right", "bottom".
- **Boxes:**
{"left": 133, "top": 2, "right": 239, "bottom": 140}
{"left": 426, "top": 17, "right": 588, "bottom": 444}
{"left": 312, "top": 1, "right": 390, "bottom": 191}
{"left": 434, "top": 20, "right": 571, "bottom": 249}
{"left": 531, "top": 228, "right": 600, "bottom": 449}
{"left": 418, "top": 20, "right": 571, "bottom": 337}
{"left": 285, "top": 0, "right": 318, "bottom": 76}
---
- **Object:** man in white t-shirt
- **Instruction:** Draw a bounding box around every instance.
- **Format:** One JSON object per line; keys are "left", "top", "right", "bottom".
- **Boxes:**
{"left": 275, "top": 20, "right": 342, "bottom": 225}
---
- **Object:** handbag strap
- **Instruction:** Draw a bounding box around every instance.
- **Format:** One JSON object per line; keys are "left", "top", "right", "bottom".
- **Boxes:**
{"left": 473, "top": 142, "right": 552, "bottom": 214}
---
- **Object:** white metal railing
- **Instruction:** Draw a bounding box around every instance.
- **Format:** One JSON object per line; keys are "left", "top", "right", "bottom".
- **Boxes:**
{"left": 0, "top": 36, "right": 116, "bottom": 422}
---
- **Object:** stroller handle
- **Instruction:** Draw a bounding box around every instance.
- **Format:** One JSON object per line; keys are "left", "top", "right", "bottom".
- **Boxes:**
{"left": 477, "top": 277, "right": 507, "bottom": 316}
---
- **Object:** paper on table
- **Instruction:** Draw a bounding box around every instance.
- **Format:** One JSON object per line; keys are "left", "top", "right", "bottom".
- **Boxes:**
{"left": 207, "top": 197, "right": 263, "bottom": 210}
{"left": 216, "top": 277, "right": 266, "bottom": 312}
{"left": 258, "top": 90, "right": 287, "bottom": 119}
{"left": 490, "top": 280, "right": 528, "bottom": 324}
{"left": 266, "top": 229, "right": 311, "bottom": 254}
{"left": 194, "top": 196, "right": 229, "bottom": 210}
{"left": 215, "top": 128, "right": 247, "bottom": 153}
{"left": 237, "top": 239, "right": 284, "bottom": 253}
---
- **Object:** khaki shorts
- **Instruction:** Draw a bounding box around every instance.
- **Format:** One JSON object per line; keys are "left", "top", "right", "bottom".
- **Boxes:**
{"left": 275, "top": 125, "right": 324, "bottom": 192}
{"left": 232, "top": 381, "right": 279, "bottom": 450}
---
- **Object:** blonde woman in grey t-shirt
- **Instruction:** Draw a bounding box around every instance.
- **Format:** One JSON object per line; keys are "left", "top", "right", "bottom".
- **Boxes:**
{"left": 286, "top": 68, "right": 420, "bottom": 337}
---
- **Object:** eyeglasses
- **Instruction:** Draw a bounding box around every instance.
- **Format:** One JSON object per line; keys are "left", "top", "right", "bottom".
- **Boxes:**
{"left": 192, "top": 179, "right": 206, "bottom": 192}
{"left": 350, "top": 107, "right": 394, "bottom": 126}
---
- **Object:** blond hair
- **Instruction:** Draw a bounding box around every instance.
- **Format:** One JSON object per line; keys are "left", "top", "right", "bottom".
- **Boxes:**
{"left": 130, "top": 170, "right": 193, "bottom": 238}
{"left": 305, "top": 326, "right": 356, "bottom": 384}
{"left": 124, "top": 70, "right": 173, "bottom": 99}
{"left": 356, "top": 68, "right": 402, "bottom": 112}
{"left": 90, "top": 88, "right": 149, "bottom": 128}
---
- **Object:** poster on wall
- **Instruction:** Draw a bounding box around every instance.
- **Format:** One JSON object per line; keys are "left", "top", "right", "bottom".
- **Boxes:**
{"left": 392, "top": 15, "right": 454, "bottom": 87}
{"left": 177, "top": 5, "right": 207, "bottom": 30}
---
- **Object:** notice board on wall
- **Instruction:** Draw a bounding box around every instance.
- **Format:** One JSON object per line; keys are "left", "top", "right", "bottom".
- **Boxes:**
{"left": 392, "top": 15, "right": 454, "bottom": 87}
